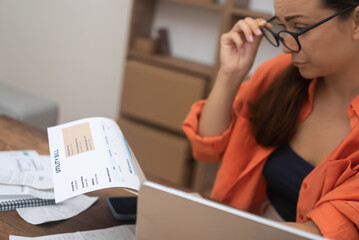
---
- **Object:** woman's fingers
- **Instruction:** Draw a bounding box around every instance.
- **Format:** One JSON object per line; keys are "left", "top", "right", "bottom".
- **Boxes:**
{"left": 230, "top": 18, "right": 268, "bottom": 42}
{"left": 218, "top": 17, "right": 269, "bottom": 77}
{"left": 233, "top": 20, "right": 255, "bottom": 42}
{"left": 221, "top": 31, "right": 243, "bottom": 49}
{"left": 244, "top": 17, "right": 263, "bottom": 37}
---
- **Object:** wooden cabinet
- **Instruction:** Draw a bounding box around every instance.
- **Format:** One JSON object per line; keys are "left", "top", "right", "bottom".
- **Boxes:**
{"left": 119, "top": 0, "right": 271, "bottom": 194}
{"left": 121, "top": 60, "right": 206, "bottom": 132}
{"left": 119, "top": 117, "right": 192, "bottom": 186}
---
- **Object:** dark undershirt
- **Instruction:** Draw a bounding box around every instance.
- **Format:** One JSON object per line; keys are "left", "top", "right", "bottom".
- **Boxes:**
{"left": 262, "top": 143, "right": 314, "bottom": 221}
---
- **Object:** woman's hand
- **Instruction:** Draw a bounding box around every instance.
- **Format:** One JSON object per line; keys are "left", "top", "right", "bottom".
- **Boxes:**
{"left": 219, "top": 17, "right": 267, "bottom": 82}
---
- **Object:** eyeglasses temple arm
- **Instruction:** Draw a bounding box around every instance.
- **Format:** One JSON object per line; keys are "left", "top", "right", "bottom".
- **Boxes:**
{"left": 296, "top": 6, "right": 354, "bottom": 36}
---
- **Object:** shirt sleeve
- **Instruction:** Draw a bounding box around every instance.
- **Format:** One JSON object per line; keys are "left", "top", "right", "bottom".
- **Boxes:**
{"left": 182, "top": 54, "right": 291, "bottom": 163}
{"left": 182, "top": 99, "right": 236, "bottom": 163}
{"left": 305, "top": 169, "right": 359, "bottom": 240}
{"left": 181, "top": 63, "right": 263, "bottom": 164}
{"left": 307, "top": 201, "right": 359, "bottom": 240}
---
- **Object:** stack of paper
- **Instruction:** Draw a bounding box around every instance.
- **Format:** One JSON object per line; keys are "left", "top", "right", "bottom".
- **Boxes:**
{"left": 0, "top": 150, "right": 55, "bottom": 211}
{"left": 0, "top": 150, "right": 99, "bottom": 225}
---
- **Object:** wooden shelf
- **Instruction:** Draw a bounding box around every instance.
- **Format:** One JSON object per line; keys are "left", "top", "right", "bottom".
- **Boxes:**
{"left": 231, "top": 7, "right": 272, "bottom": 19}
{"left": 128, "top": 50, "right": 214, "bottom": 78}
{"left": 159, "top": 0, "right": 223, "bottom": 11}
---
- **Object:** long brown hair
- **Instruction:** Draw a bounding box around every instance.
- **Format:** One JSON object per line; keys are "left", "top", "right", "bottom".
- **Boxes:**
{"left": 249, "top": 0, "right": 358, "bottom": 147}
{"left": 249, "top": 66, "right": 310, "bottom": 147}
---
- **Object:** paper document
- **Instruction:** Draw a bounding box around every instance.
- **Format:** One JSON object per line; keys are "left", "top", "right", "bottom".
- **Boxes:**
{"left": 48, "top": 117, "right": 145, "bottom": 203}
{"left": 9, "top": 224, "right": 136, "bottom": 240}
{"left": 16, "top": 194, "right": 98, "bottom": 225}
{"left": 0, "top": 154, "right": 53, "bottom": 190}
{"left": 0, "top": 184, "right": 54, "bottom": 199}
{"left": 0, "top": 153, "right": 55, "bottom": 211}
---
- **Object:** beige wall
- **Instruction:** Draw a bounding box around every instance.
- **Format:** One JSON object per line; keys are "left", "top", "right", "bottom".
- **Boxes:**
{"left": 0, "top": 0, "right": 132, "bottom": 124}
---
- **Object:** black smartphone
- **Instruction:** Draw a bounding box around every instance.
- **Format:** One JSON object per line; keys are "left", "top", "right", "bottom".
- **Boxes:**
{"left": 107, "top": 196, "right": 137, "bottom": 222}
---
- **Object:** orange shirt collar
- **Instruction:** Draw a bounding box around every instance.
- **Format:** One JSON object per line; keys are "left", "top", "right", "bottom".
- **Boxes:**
{"left": 347, "top": 95, "right": 359, "bottom": 129}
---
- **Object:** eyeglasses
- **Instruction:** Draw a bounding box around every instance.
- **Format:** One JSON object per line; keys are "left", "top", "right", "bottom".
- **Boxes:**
{"left": 260, "top": 7, "right": 354, "bottom": 53}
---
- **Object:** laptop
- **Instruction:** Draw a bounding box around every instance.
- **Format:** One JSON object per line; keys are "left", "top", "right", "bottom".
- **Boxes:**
{"left": 136, "top": 181, "right": 327, "bottom": 240}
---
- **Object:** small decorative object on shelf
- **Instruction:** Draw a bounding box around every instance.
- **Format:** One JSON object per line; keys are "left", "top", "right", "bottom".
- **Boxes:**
{"left": 156, "top": 28, "right": 171, "bottom": 56}
{"left": 134, "top": 37, "right": 157, "bottom": 54}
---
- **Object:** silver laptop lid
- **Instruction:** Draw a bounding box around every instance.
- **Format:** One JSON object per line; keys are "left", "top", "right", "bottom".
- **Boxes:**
{"left": 136, "top": 181, "right": 327, "bottom": 240}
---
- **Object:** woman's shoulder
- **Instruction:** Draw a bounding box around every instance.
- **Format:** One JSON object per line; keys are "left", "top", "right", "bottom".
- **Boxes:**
{"left": 252, "top": 53, "right": 291, "bottom": 81}
{"left": 262, "top": 53, "right": 291, "bottom": 66}
{"left": 244, "top": 54, "right": 291, "bottom": 94}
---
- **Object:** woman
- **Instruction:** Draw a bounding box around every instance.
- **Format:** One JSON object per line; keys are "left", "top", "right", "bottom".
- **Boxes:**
{"left": 182, "top": 0, "right": 359, "bottom": 239}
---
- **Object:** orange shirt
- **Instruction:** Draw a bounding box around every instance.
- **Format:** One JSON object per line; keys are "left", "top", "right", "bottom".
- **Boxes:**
{"left": 182, "top": 54, "right": 359, "bottom": 240}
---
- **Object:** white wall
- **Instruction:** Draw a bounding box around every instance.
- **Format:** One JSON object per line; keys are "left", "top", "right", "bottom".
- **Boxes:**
{"left": 249, "top": 0, "right": 275, "bottom": 14}
{"left": 0, "top": 0, "right": 132, "bottom": 124}
{"left": 0, "top": 0, "right": 279, "bottom": 125}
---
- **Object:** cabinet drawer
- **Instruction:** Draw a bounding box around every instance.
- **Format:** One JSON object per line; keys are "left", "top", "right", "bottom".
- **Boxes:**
{"left": 121, "top": 60, "right": 206, "bottom": 132}
{"left": 118, "top": 117, "right": 191, "bottom": 186}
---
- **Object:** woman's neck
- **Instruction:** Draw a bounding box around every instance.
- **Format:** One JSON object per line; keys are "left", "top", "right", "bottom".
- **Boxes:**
{"left": 320, "top": 63, "right": 359, "bottom": 108}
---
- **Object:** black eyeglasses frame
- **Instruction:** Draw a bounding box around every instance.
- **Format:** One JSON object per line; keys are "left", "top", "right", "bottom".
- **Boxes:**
{"left": 260, "top": 6, "right": 355, "bottom": 53}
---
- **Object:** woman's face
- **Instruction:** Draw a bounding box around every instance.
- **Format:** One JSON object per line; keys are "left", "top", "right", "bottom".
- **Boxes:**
{"left": 273, "top": 0, "right": 357, "bottom": 79}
